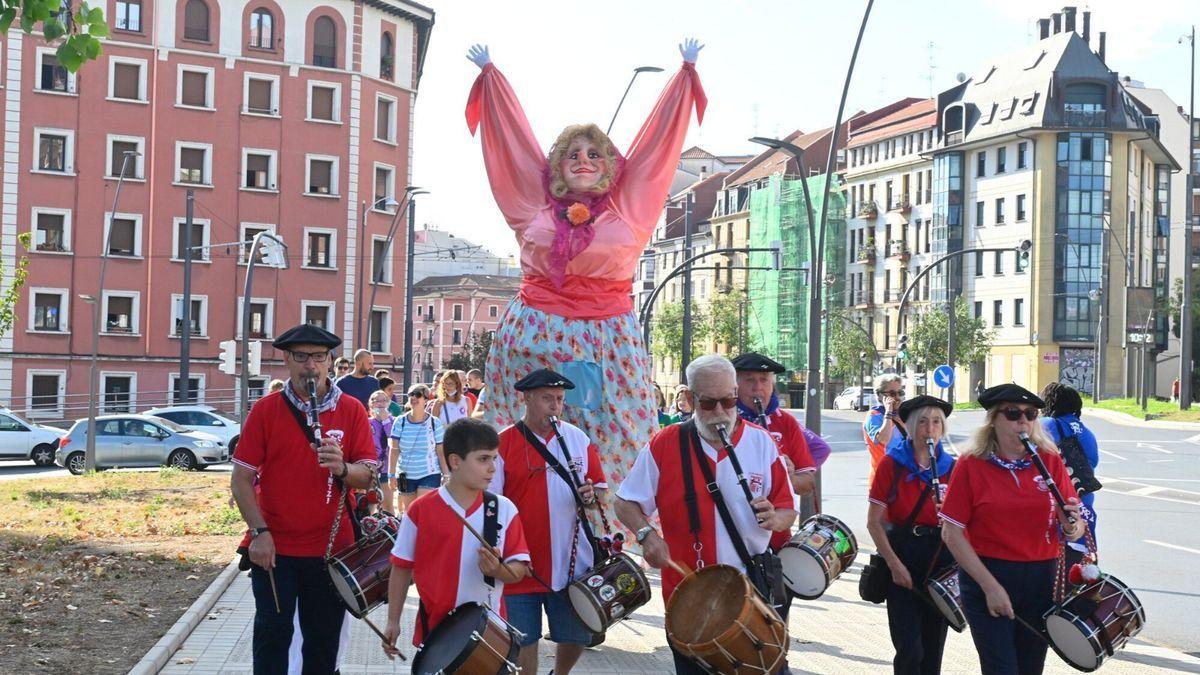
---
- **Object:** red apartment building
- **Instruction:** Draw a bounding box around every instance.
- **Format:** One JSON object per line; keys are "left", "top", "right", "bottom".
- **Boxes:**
{"left": 1, "top": 0, "right": 434, "bottom": 421}
{"left": 411, "top": 274, "right": 521, "bottom": 384}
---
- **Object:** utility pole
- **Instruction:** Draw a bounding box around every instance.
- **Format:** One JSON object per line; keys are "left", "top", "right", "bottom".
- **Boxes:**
{"left": 680, "top": 193, "right": 694, "bottom": 384}
{"left": 180, "top": 190, "right": 194, "bottom": 404}
{"left": 1181, "top": 25, "right": 1196, "bottom": 409}
{"left": 1095, "top": 232, "right": 1109, "bottom": 401}
{"left": 402, "top": 197, "right": 419, "bottom": 391}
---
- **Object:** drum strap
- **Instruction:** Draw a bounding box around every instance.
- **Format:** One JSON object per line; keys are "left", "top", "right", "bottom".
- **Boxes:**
{"left": 679, "top": 421, "right": 756, "bottom": 569}
{"left": 515, "top": 422, "right": 604, "bottom": 561}
{"left": 482, "top": 490, "right": 500, "bottom": 587}
{"left": 279, "top": 392, "right": 363, "bottom": 549}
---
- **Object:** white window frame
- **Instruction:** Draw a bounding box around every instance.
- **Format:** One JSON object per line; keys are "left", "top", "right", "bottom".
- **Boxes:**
{"left": 105, "top": 134, "right": 146, "bottom": 180}
{"left": 372, "top": 162, "right": 396, "bottom": 211}
{"left": 304, "top": 154, "right": 340, "bottom": 197}
{"left": 35, "top": 47, "right": 76, "bottom": 94}
{"left": 238, "top": 222, "right": 277, "bottom": 265}
{"left": 236, "top": 296, "right": 275, "bottom": 339}
{"left": 368, "top": 306, "right": 391, "bottom": 355}
{"left": 171, "top": 217, "right": 212, "bottom": 262}
{"left": 174, "top": 141, "right": 214, "bottom": 187}
{"left": 100, "top": 290, "right": 141, "bottom": 336}
{"left": 30, "top": 206, "right": 73, "bottom": 254}
{"left": 452, "top": 303, "right": 463, "bottom": 321}
{"left": 176, "top": 64, "right": 216, "bottom": 110}
{"left": 371, "top": 235, "right": 393, "bottom": 285}
{"left": 104, "top": 211, "right": 144, "bottom": 258}
{"left": 100, "top": 371, "right": 139, "bottom": 414}
{"left": 107, "top": 55, "right": 148, "bottom": 103}
{"left": 374, "top": 93, "right": 397, "bottom": 144}
{"left": 240, "top": 148, "right": 278, "bottom": 192}
{"left": 242, "top": 71, "right": 280, "bottom": 116}
{"left": 170, "top": 293, "right": 209, "bottom": 338}
{"left": 25, "top": 369, "right": 66, "bottom": 419}
{"left": 32, "top": 127, "right": 76, "bottom": 175}
{"left": 306, "top": 80, "right": 342, "bottom": 124}
{"left": 301, "top": 300, "right": 335, "bottom": 329}
{"left": 302, "top": 227, "right": 338, "bottom": 269}
{"left": 168, "top": 373, "right": 207, "bottom": 405}
{"left": 28, "top": 287, "right": 69, "bottom": 333}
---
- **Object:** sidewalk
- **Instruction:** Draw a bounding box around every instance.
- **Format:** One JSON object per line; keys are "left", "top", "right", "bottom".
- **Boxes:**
{"left": 151, "top": 554, "right": 1200, "bottom": 674}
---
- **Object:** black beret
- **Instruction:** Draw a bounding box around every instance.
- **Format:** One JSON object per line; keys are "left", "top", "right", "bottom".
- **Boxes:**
{"left": 978, "top": 383, "right": 1045, "bottom": 410}
{"left": 898, "top": 394, "right": 953, "bottom": 420}
{"left": 514, "top": 368, "right": 575, "bottom": 392}
{"left": 271, "top": 323, "right": 342, "bottom": 351}
{"left": 730, "top": 352, "right": 786, "bottom": 374}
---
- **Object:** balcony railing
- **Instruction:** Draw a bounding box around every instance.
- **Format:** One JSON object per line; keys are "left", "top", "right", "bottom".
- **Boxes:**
{"left": 888, "top": 199, "right": 912, "bottom": 213}
{"left": 856, "top": 201, "right": 878, "bottom": 219}
{"left": 855, "top": 244, "right": 877, "bottom": 263}
{"left": 851, "top": 289, "right": 874, "bottom": 306}
{"left": 882, "top": 289, "right": 904, "bottom": 303}
{"left": 1064, "top": 105, "right": 1106, "bottom": 128}
{"left": 887, "top": 240, "right": 910, "bottom": 258}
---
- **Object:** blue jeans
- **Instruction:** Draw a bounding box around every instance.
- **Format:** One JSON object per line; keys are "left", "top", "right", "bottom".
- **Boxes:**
{"left": 959, "top": 558, "right": 1055, "bottom": 675}
{"left": 250, "top": 556, "right": 345, "bottom": 675}
{"left": 398, "top": 472, "right": 441, "bottom": 495}
{"left": 505, "top": 591, "right": 592, "bottom": 647}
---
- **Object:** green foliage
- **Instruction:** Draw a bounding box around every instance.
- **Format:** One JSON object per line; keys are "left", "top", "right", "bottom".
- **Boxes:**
{"left": 0, "top": 232, "right": 33, "bottom": 338}
{"left": 707, "top": 289, "right": 757, "bottom": 353}
{"left": 0, "top": 1, "right": 108, "bottom": 72}
{"left": 443, "top": 330, "right": 494, "bottom": 373}
{"left": 651, "top": 300, "right": 708, "bottom": 364}
{"left": 906, "top": 298, "right": 995, "bottom": 370}
{"left": 827, "top": 312, "right": 876, "bottom": 380}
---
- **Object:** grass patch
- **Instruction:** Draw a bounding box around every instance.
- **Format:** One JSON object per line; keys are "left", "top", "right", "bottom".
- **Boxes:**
{"left": 1082, "top": 395, "right": 1200, "bottom": 422}
{"left": 954, "top": 401, "right": 983, "bottom": 410}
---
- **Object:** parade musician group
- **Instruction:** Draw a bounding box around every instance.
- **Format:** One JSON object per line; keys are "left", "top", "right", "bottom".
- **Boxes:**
{"left": 232, "top": 322, "right": 1105, "bottom": 675}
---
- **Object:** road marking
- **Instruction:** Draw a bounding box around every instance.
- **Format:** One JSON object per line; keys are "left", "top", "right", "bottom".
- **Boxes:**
{"left": 1098, "top": 449, "right": 1127, "bottom": 461}
{"left": 1143, "top": 540, "right": 1200, "bottom": 556}
{"left": 1112, "top": 477, "right": 1200, "bottom": 482}
{"left": 1136, "top": 443, "right": 1174, "bottom": 455}
{"left": 1147, "top": 459, "right": 1175, "bottom": 463}
{"left": 1128, "top": 486, "right": 1164, "bottom": 496}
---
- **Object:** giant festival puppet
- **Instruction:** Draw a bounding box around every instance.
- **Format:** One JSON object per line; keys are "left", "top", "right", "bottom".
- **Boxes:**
{"left": 465, "top": 39, "right": 706, "bottom": 476}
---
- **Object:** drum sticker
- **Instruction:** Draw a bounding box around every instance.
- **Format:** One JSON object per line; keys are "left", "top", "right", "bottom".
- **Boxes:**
{"left": 1034, "top": 476, "right": 1049, "bottom": 492}
{"left": 611, "top": 604, "right": 625, "bottom": 618}
{"left": 587, "top": 575, "right": 604, "bottom": 588}
{"left": 599, "top": 585, "right": 617, "bottom": 602}
{"left": 808, "top": 533, "right": 827, "bottom": 548}
{"left": 749, "top": 473, "right": 765, "bottom": 496}
{"left": 615, "top": 573, "right": 638, "bottom": 595}
{"left": 937, "top": 483, "right": 949, "bottom": 502}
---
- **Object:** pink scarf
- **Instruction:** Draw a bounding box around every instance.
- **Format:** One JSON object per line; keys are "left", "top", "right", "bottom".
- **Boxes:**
{"left": 543, "top": 152, "right": 625, "bottom": 288}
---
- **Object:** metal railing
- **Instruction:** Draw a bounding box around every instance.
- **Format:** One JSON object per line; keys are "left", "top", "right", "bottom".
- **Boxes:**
{"left": 13, "top": 386, "right": 263, "bottom": 429}
{"left": 1064, "top": 105, "right": 1106, "bottom": 128}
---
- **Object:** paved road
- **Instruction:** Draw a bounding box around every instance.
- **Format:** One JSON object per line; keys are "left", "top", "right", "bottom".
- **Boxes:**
{"left": 817, "top": 408, "right": 1200, "bottom": 656}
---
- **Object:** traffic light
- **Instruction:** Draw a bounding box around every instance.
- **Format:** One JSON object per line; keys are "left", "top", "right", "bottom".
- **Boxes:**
{"left": 218, "top": 339, "right": 237, "bottom": 374}
{"left": 896, "top": 333, "right": 909, "bottom": 360}
{"left": 248, "top": 340, "right": 262, "bottom": 377}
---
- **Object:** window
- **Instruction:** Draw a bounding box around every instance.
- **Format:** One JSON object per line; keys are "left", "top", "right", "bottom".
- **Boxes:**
{"left": 178, "top": 66, "right": 213, "bottom": 108}
{"left": 244, "top": 74, "right": 278, "bottom": 115}
{"left": 31, "top": 289, "right": 67, "bottom": 332}
{"left": 170, "top": 295, "right": 208, "bottom": 336}
{"left": 976, "top": 151, "right": 986, "bottom": 177}
{"left": 173, "top": 218, "right": 210, "bottom": 261}
{"left": 1017, "top": 141, "right": 1028, "bottom": 169}
{"left": 183, "top": 0, "right": 210, "bottom": 41}
{"left": 105, "top": 213, "right": 141, "bottom": 257}
{"left": 37, "top": 50, "right": 73, "bottom": 93}
{"left": 115, "top": 0, "right": 141, "bottom": 31}
{"left": 1014, "top": 298, "right": 1025, "bottom": 326}
{"left": 312, "top": 16, "right": 338, "bottom": 68}
{"left": 176, "top": 142, "right": 211, "bottom": 185}
{"left": 489, "top": 305, "right": 498, "bottom": 318}
{"left": 238, "top": 297, "right": 273, "bottom": 338}
{"left": 975, "top": 200, "right": 985, "bottom": 227}
{"left": 994, "top": 251, "right": 1004, "bottom": 275}
{"left": 974, "top": 250, "right": 984, "bottom": 277}
{"left": 1016, "top": 194, "right": 1027, "bottom": 221}
{"left": 242, "top": 149, "right": 276, "bottom": 190}
{"left": 304, "top": 229, "right": 336, "bottom": 268}
{"left": 996, "top": 147, "right": 1007, "bottom": 173}
{"left": 375, "top": 95, "right": 396, "bottom": 143}
{"left": 368, "top": 308, "right": 389, "bottom": 352}
{"left": 32, "top": 209, "right": 71, "bottom": 254}
{"left": 101, "top": 374, "right": 135, "bottom": 413}
{"left": 995, "top": 197, "right": 1006, "bottom": 224}
{"left": 373, "top": 164, "right": 395, "bottom": 207}
{"left": 372, "top": 238, "right": 392, "bottom": 284}
{"left": 452, "top": 329, "right": 462, "bottom": 345}
{"left": 239, "top": 223, "right": 274, "bottom": 264}
{"left": 107, "top": 136, "right": 143, "bottom": 178}
{"left": 993, "top": 300, "right": 1003, "bottom": 326}
{"left": 302, "top": 301, "right": 334, "bottom": 329}
{"left": 453, "top": 304, "right": 463, "bottom": 321}
{"left": 305, "top": 155, "right": 338, "bottom": 195}
{"left": 169, "top": 375, "right": 205, "bottom": 405}
{"left": 109, "top": 58, "right": 145, "bottom": 101}
{"left": 249, "top": 8, "right": 273, "bottom": 49}
{"left": 28, "top": 372, "right": 64, "bottom": 417}
{"left": 974, "top": 301, "right": 983, "bottom": 320}
{"left": 307, "top": 83, "right": 340, "bottom": 122}
{"left": 380, "top": 31, "right": 394, "bottom": 80}
{"left": 34, "top": 129, "right": 72, "bottom": 173}
{"left": 102, "top": 291, "right": 139, "bottom": 334}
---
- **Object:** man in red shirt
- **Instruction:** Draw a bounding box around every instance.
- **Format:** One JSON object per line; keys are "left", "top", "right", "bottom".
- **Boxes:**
{"left": 493, "top": 368, "right": 606, "bottom": 675}
{"left": 616, "top": 354, "right": 797, "bottom": 675}
{"left": 231, "top": 324, "right": 378, "bottom": 674}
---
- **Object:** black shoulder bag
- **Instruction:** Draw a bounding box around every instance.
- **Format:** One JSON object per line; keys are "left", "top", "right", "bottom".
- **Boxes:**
{"left": 280, "top": 393, "right": 364, "bottom": 542}
{"left": 514, "top": 421, "right": 604, "bottom": 562}
{"left": 1053, "top": 418, "right": 1102, "bottom": 496}
{"left": 858, "top": 475, "right": 932, "bottom": 604}
{"left": 679, "top": 421, "right": 786, "bottom": 610}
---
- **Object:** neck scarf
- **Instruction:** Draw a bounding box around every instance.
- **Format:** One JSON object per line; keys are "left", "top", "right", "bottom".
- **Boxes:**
{"left": 283, "top": 378, "right": 341, "bottom": 417}
{"left": 737, "top": 392, "right": 779, "bottom": 426}
{"left": 987, "top": 451, "right": 1032, "bottom": 471}
{"left": 542, "top": 153, "right": 626, "bottom": 289}
{"left": 886, "top": 438, "right": 955, "bottom": 483}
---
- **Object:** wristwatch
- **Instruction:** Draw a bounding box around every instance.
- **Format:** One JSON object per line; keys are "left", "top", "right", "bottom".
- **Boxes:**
{"left": 249, "top": 527, "right": 270, "bottom": 539}
{"left": 635, "top": 525, "right": 656, "bottom": 544}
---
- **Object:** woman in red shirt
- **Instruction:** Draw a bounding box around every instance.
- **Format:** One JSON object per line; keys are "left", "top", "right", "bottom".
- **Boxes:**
{"left": 867, "top": 395, "right": 956, "bottom": 675}
{"left": 940, "top": 384, "right": 1084, "bottom": 675}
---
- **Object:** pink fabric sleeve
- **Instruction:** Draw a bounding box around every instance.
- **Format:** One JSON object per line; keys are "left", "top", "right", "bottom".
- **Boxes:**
{"left": 612, "top": 62, "right": 707, "bottom": 237}
{"left": 465, "top": 64, "right": 549, "bottom": 229}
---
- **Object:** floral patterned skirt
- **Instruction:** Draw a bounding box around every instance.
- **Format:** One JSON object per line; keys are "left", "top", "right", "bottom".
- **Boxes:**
{"left": 482, "top": 298, "right": 657, "bottom": 484}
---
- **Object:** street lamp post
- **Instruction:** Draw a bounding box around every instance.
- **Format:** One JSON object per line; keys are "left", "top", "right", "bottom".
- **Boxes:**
{"left": 367, "top": 188, "right": 425, "bottom": 361}
{"left": 680, "top": 193, "right": 694, "bottom": 384}
{"left": 402, "top": 192, "right": 427, "bottom": 392}
{"left": 241, "top": 232, "right": 288, "bottom": 425}
{"left": 358, "top": 197, "right": 400, "bottom": 350}
{"left": 606, "top": 66, "right": 664, "bottom": 135}
{"left": 85, "top": 150, "right": 139, "bottom": 472}
{"left": 1180, "top": 26, "right": 1196, "bottom": 409}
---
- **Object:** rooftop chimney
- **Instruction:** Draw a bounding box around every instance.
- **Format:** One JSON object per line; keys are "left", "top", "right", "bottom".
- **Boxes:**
{"left": 1098, "top": 31, "right": 1107, "bottom": 63}
{"left": 1063, "top": 6, "right": 1076, "bottom": 34}
{"left": 1052, "top": 12, "right": 1062, "bottom": 34}
{"left": 1038, "top": 18, "right": 1051, "bottom": 40}
{"left": 1082, "top": 11, "right": 1091, "bottom": 42}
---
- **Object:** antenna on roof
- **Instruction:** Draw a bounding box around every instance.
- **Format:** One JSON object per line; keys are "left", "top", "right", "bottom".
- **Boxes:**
{"left": 927, "top": 42, "right": 937, "bottom": 98}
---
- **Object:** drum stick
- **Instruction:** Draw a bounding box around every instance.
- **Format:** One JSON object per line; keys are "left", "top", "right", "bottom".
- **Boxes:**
{"left": 363, "top": 615, "right": 408, "bottom": 661}
{"left": 448, "top": 505, "right": 521, "bottom": 579}
{"left": 666, "top": 559, "right": 692, "bottom": 578}
{"left": 267, "top": 567, "right": 281, "bottom": 613}
{"left": 1017, "top": 432, "right": 1076, "bottom": 526}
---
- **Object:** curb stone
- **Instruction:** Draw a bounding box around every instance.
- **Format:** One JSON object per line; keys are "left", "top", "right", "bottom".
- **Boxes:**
{"left": 127, "top": 558, "right": 241, "bottom": 675}
{"left": 1082, "top": 406, "right": 1200, "bottom": 431}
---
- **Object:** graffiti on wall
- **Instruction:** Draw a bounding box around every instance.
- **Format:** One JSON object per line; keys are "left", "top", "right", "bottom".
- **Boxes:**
{"left": 1060, "top": 348, "right": 1095, "bottom": 394}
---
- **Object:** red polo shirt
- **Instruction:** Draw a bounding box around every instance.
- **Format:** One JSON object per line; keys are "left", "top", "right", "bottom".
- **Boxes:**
{"left": 868, "top": 455, "right": 954, "bottom": 528}
{"left": 939, "top": 451, "right": 1078, "bottom": 561}
{"left": 233, "top": 389, "right": 376, "bottom": 556}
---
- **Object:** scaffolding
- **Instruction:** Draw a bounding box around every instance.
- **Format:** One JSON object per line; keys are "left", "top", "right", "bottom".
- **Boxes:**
{"left": 747, "top": 174, "right": 846, "bottom": 375}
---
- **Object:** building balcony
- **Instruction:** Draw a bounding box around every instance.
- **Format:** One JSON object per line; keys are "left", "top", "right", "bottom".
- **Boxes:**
{"left": 856, "top": 243, "right": 877, "bottom": 264}
{"left": 887, "top": 240, "right": 910, "bottom": 260}
{"left": 881, "top": 289, "right": 904, "bottom": 304}
{"left": 423, "top": 315, "right": 435, "bottom": 323}
{"left": 851, "top": 289, "right": 874, "bottom": 308}
{"left": 421, "top": 338, "right": 433, "bottom": 347}
{"left": 856, "top": 201, "right": 878, "bottom": 219}
{"left": 888, "top": 199, "right": 912, "bottom": 214}
{"left": 1064, "top": 105, "right": 1106, "bottom": 128}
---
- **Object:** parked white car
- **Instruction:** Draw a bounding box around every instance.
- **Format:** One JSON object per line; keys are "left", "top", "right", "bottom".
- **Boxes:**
{"left": 833, "top": 387, "right": 876, "bottom": 411}
{"left": 0, "top": 407, "right": 67, "bottom": 466}
{"left": 143, "top": 405, "right": 241, "bottom": 452}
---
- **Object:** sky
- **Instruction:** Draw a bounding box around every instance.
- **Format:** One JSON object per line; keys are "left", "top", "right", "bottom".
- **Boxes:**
{"left": 410, "top": 0, "right": 1200, "bottom": 259}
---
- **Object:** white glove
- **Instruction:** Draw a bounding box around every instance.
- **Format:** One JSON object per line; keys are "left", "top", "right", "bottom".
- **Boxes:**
{"left": 466, "top": 44, "right": 491, "bottom": 70}
{"left": 679, "top": 38, "right": 704, "bottom": 64}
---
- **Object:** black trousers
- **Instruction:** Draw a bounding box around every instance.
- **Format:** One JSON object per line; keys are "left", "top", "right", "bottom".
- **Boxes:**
{"left": 885, "top": 530, "right": 953, "bottom": 675}
{"left": 250, "top": 556, "right": 346, "bottom": 675}
{"left": 959, "top": 558, "right": 1056, "bottom": 675}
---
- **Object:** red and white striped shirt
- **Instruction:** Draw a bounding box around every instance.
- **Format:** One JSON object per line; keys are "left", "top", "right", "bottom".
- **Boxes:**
{"left": 617, "top": 421, "right": 796, "bottom": 602}
{"left": 491, "top": 421, "right": 608, "bottom": 593}
{"left": 389, "top": 487, "right": 531, "bottom": 646}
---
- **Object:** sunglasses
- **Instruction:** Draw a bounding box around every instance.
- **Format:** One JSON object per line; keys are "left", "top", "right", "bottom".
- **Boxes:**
{"left": 696, "top": 396, "right": 738, "bottom": 411}
{"left": 408, "top": 392, "right": 425, "bottom": 399}
{"left": 999, "top": 407, "right": 1039, "bottom": 422}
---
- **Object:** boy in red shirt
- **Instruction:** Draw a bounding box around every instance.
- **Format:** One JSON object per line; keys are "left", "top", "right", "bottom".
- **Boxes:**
{"left": 383, "top": 418, "right": 531, "bottom": 659}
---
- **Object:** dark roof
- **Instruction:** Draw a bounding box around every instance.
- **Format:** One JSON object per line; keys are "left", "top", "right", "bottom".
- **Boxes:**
{"left": 660, "top": 171, "right": 730, "bottom": 239}
{"left": 848, "top": 99, "right": 937, "bottom": 147}
{"left": 413, "top": 274, "right": 521, "bottom": 292}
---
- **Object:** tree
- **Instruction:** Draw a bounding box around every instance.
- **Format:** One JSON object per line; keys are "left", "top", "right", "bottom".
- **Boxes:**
{"left": 2, "top": 1, "right": 110, "bottom": 72}
{"left": 650, "top": 300, "right": 708, "bottom": 364}
{"left": 707, "top": 289, "right": 756, "bottom": 354}
{"left": 826, "top": 311, "right": 876, "bottom": 380}
{"left": 906, "top": 298, "right": 995, "bottom": 372}
{"left": 442, "top": 330, "right": 493, "bottom": 373}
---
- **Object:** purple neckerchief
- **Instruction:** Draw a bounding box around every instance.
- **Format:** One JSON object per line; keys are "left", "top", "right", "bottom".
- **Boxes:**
{"left": 542, "top": 152, "right": 626, "bottom": 289}
{"left": 987, "top": 452, "right": 1032, "bottom": 471}
{"left": 736, "top": 392, "right": 779, "bottom": 424}
{"left": 282, "top": 378, "right": 341, "bottom": 417}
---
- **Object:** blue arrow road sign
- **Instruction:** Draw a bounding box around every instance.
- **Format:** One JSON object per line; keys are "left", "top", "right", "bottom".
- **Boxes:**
{"left": 933, "top": 365, "right": 955, "bottom": 389}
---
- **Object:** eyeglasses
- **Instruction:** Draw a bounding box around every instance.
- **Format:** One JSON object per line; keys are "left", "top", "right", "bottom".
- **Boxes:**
{"left": 408, "top": 393, "right": 424, "bottom": 400}
{"left": 336, "top": 364, "right": 351, "bottom": 370}
{"left": 880, "top": 389, "right": 904, "bottom": 398}
{"left": 289, "top": 350, "right": 330, "bottom": 364}
{"left": 697, "top": 396, "right": 738, "bottom": 411}
{"left": 999, "top": 407, "right": 1039, "bottom": 422}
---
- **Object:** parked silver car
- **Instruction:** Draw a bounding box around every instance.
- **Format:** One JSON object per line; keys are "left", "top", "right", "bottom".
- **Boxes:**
{"left": 56, "top": 414, "right": 228, "bottom": 475}
{"left": 0, "top": 407, "right": 66, "bottom": 466}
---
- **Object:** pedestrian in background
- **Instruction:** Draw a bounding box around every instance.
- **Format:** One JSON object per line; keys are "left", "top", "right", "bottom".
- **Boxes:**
{"left": 334, "top": 349, "right": 379, "bottom": 410}
{"left": 378, "top": 377, "right": 404, "bottom": 417}
{"left": 333, "top": 356, "right": 352, "bottom": 380}
{"left": 653, "top": 384, "right": 677, "bottom": 427}
{"left": 1040, "top": 381, "right": 1099, "bottom": 559}
{"left": 375, "top": 368, "right": 391, "bottom": 380}
{"left": 865, "top": 374, "right": 906, "bottom": 479}
{"left": 431, "top": 370, "right": 474, "bottom": 424}
{"left": 389, "top": 384, "right": 447, "bottom": 514}
{"left": 672, "top": 384, "right": 693, "bottom": 422}
{"left": 368, "top": 390, "right": 396, "bottom": 513}
{"left": 268, "top": 379, "right": 285, "bottom": 394}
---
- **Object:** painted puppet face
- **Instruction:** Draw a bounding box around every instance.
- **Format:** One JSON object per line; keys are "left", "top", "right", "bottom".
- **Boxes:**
{"left": 558, "top": 136, "right": 610, "bottom": 193}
